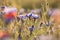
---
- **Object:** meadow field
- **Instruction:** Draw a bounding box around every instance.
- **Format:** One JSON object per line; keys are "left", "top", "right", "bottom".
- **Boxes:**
{"left": 0, "top": 0, "right": 60, "bottom": 40}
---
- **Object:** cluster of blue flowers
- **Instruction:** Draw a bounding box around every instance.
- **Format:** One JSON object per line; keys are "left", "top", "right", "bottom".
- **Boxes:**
{"left": 17, "top": 10, "right": 40, "bottom": 22}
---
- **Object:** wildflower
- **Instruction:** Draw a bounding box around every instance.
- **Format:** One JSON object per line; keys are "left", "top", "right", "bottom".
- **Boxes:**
{"left": 29, "top": 25, "right": 34, "bottom": 35}
{"left": 32, "top": 14, "right": 39, "bottom": 22}
{"left": 17, "top": 14, "right": 26, "bottom": 23}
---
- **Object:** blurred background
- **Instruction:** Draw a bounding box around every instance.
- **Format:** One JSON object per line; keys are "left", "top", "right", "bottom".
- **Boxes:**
{"left": 0, "top": 0, "right": 60, "bottom": 9}
{"left": 0, "top": 0, "right": 60, "bottom": 40}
